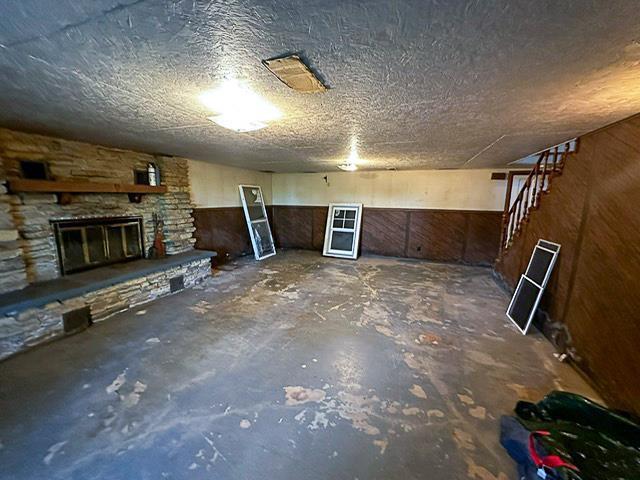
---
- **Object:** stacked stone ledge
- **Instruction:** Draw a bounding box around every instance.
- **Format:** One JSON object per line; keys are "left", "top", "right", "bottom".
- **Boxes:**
{"left": 0, "top": 257, "right": 211, "bottom": 360}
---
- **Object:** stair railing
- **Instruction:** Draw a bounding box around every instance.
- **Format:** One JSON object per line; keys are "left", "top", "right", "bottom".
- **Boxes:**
{"left": 499, "top": 141, "right": 575, "bottom": 253}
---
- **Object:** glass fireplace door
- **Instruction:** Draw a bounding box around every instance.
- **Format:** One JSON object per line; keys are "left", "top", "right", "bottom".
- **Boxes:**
{"left": 53, "top": 217, "right": 143, "bottom": 275}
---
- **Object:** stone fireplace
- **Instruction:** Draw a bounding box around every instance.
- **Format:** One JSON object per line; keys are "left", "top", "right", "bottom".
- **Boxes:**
{"left": 0, "top": 128, "right": 197, "bottom": 287}
{"left": 52, "top": 216, "right": 144, "bottom": 275}
{"left": 0, "top": 128, "right": 214, "bottom": 360}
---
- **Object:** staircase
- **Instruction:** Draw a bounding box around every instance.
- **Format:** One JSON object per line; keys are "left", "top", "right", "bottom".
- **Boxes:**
{"left": 499, "top": 140, "right": 578, "bottom": 254}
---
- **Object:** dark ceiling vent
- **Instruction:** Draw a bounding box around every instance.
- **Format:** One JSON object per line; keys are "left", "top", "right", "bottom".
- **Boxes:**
{"left": 262, "top": 55, "right": 327, "bottom": 93}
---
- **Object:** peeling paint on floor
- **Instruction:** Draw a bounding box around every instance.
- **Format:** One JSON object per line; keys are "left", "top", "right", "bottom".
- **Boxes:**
{"left": 373, "top": 438, "right": 389, "bottom": 455}
{"left": 106, "top": 370, "right": 127, "bottom": 395}
{"left": 43, "top": 441, "right": 67, "bottom": 466}
{"left": 284, "top": 386, "right": 326, "bottom": 406}
{"left": 409, "top": 384, "right": 428, "bottom": 399}
{"left": 402, "top": 407, "right": 422, "bottom": 416}
{"left": 465, "top": 457, "right": 509, "bottom": 480}
{"left": 0, "top": 250, "right": 600, "bottom": 480}
{"left": 121, "top": 381, "right": 147, "bottom": 407}
{"left": 453, "top": 428, "right": 476, "bottom": 451}
{"left": 468, "top": 406, "right": 487, "bottom": 419}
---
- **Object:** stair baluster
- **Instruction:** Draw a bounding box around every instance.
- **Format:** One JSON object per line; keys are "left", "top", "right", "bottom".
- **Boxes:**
{"left": 499, "top": 140, "right": 578, "bottom": 254}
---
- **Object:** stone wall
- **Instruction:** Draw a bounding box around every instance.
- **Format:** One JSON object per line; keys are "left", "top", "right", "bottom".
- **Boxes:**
{"left": 0, "top": 256, "right": 211, "bottom": 360}
{"left": 0, "top": 129, "right": 196, "bottom": 290}
{"left": 0, "top": 158, "right": 28, "bottom": 293}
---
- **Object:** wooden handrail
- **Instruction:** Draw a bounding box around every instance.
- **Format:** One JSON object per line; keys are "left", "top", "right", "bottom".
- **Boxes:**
{"left": 499, "top": 140, "right": 577, "bottom": 253}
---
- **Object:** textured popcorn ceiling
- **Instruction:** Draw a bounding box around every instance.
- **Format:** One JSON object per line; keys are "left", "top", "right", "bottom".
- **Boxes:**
{"left": 1, "top": 1, "right": 640, "bottom": 172}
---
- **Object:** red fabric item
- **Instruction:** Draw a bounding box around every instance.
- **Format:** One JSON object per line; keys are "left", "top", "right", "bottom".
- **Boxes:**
{"left": 528, "top": 430, "right": 579, "bottom": 471}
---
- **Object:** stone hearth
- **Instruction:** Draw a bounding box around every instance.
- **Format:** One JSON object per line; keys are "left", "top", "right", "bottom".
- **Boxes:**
{"left": 0, "top": 250, "right": 214, "bottom": 360}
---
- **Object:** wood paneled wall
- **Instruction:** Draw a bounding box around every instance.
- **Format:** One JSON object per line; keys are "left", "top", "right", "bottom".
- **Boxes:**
{"left": 271, "top": 206, "right": 502, "bottom": 266}
{"left": 192, "top": 207, "right": 273, "bottom": 263}
{"left": 495, "top": 113, "right": 640, "bottom": 416}
{"left": 194, "top": 205, "right": 502, "bottom": 266}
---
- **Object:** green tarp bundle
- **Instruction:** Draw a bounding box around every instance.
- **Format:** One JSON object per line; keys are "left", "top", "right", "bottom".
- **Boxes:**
{"left": 512, "top": 391, "right": 640, "bottom": 479}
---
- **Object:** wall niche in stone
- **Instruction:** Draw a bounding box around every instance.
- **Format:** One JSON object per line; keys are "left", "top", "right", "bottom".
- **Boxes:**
{"left": 20, "top": 160, "right": 50, "bottom": 180}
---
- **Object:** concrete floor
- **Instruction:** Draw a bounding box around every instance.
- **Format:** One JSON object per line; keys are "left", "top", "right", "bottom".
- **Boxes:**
{"left": 0, "top": 250, "right": 598, "bottom": 480}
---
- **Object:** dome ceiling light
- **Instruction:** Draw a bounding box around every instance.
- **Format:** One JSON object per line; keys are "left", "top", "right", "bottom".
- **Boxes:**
{"left": 199, "top": 80, "right": 282, "bottom": 133}
{"left": 338, "top": 137, "right": 361, "bottom": 171}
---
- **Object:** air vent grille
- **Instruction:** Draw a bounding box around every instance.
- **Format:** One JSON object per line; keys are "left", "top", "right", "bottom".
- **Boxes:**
{"left": 63, "top": 306, "right": 92, "bottom": 333}
{"left": 263, "top": 55, "right": 327, "bottom": 93}
{"left": 169, "top": 275, "right": 185, "bottom": 293}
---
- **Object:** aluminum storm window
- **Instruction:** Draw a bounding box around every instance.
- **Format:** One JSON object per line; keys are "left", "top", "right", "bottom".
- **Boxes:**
{"left": 239, "top": 185, "right": 276, "bottom": 260}
{"left": 322, "top": 203, "right": 363, "bottom": 259}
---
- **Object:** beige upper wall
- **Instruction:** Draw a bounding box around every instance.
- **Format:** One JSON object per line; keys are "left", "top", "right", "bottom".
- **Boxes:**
{"left": 188, "top": 159, "right": 273, "bottom": 207}
{"left": 189, "top": 160, "right": 508, "bottom": 211}
{"left": 272, "top": 169, "right": 508, "bottom": 211}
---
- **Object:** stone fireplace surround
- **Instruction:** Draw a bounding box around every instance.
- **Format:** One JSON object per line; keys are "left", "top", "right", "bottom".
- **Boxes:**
{"left": 0, "top": 128, "right": 197, "bottom": 288}
{"left": 0, "top": 128, "right": 213, "bottom": 359}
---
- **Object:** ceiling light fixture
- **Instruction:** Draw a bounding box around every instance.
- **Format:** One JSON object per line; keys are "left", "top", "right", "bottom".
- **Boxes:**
{"left": 337, "top": 163, "right": 358, "bottom": 171}
{"left": 338, "top": 137, "right": 360, "bottom": 171}
{"left": 199, "top": 79, "right": 282, "bottom": 132}
{"left": 208, "top": 115, "right": 266, "bottom": 133}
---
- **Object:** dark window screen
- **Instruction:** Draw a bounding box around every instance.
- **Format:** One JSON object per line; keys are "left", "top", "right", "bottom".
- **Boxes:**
{"left": 508, "top": 277, "right": 541, "bottom": 331}
{"left": 538, "top": 240, "right": 560, "bottom": 252}
{"left": 525, "top": 247, "right": 554, "bottom": 286}
{"left": 330, "top": 231, "right": 354, "bottom": 251}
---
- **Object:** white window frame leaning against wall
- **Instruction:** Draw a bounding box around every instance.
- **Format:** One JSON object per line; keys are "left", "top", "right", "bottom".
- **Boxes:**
{"left": 506, "top": 239, "right": 561, "bottom": 334}
{"left": 322, "top": 203, "right": 363, "bottom": 259}
{"left": 238, "top": 185, "right": 276, "bottom": 261}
